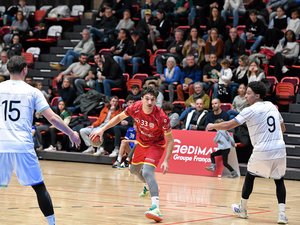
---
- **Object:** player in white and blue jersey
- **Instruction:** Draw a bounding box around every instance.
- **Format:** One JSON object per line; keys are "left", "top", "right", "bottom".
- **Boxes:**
{"left": 0, "top": 56, "right": 81, "bottom": 225}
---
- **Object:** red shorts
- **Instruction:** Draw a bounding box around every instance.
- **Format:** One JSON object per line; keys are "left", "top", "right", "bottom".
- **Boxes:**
{"left": 131, "top": 143, "right": 165, "bottom": 167}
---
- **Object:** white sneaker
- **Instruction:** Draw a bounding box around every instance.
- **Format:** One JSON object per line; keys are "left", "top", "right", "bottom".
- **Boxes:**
{"left": 44, "top": 145, "right": 57, "bottom": 152}
{"left": 277, "top": 212, "right": 288, "bottom": 224}
{"left": 109, "top": 149, "right": 119, "bottom": 157}
{"left": 232, "top": 203, "right": 248, "bottom": 219}
{"left": 93, "top": 147, "right": 105, "bottom": 156}
{"left": 82, "top": 146, "right": 95, "bottom": 154}
{"left": 282, "top": 66, "right": 289, "bottom": 74}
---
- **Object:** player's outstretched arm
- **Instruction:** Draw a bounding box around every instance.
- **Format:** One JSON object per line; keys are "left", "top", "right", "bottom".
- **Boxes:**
{"left": 42, "top": 108, "right": 81, "bottom": 147}
{"left": 206, "top": 119, "right": 240, "bottom": 131}
{"left": 160, "top": 131, "right": 174, "bottom": 174}
{"left": 89, "top": 111, "right": 128, "bottom": 141}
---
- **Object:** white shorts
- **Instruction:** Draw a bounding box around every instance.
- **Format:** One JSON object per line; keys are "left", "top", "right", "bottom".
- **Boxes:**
{"left": 247, "top": 156, "right": 286, "bottom": 179}
{"left": 0, "top": 152, "right": 43, "bottom": 187}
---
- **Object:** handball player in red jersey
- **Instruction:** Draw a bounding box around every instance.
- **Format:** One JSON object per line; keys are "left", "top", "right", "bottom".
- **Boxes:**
{"left": 90, "top": 86, "right": 174, "bottom": 222}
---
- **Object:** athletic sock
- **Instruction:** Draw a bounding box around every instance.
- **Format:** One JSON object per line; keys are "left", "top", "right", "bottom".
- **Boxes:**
{"left": 278, "top": 203, "right": 286, "bottom": 213}
{"left": 151, "top": 196, "right": 160, "bottom": 208}
{"left": 241, "top": 198, "right": 248, "bottom": 210}
{"left": 46, "top": 214, "right": 55, "bottom": 225}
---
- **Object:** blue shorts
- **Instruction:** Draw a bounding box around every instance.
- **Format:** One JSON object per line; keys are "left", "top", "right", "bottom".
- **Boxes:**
{"left": 0, "top": 152, "right": 43, "bottom": 187}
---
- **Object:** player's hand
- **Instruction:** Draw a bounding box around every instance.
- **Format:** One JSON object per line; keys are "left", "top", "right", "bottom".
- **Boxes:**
{"left": 90, "top": 129, "right": 104, "bottom": 142}
{"left": 69, "top": 131, "right": 81, "bottom": 148}
{"left": 160, "top": 160, "right": 169, "bottom": 174}
{"left": 206, "top": 123, "right": 214, "bottom": 131}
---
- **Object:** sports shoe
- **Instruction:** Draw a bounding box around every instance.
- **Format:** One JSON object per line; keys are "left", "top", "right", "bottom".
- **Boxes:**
{"left": 230, "top": 171, "right": 239, "bottom": 178}
{"left": 282, "top": 66, "right": 289, "bottom": 74}
{"left": 109, "top": 149, "right": 119, "bottom": 157}
{"left": 93, "top": 147, "right": 105, "bottom": 156}
{"left": 112, "top": 160, "right": 120, "bottom": 168}
{"left": 44, "top": 145, "right": 57, "bottom": 152}
{"left": 232, "top": 203, "right": 248, "bottom": 219}
{"left": 117, "top": 161, "right": 129, "bottom": 169}
{"left": 139, "top": 185, "right": 150, "bottom": 197}
{"left": 50, "top": 63, "right": 63, "bottom": 71}
{"left": 82, "top": 146, "right": 95, "bottom": 154}
{"left": 206, "top": 163, "right": 216, "bottom": 172}
{"left": 277, "top": 212, "right": 288, "bottom": 224}
{"left": 145, "top": 205, "right": 163, "bottom": 222}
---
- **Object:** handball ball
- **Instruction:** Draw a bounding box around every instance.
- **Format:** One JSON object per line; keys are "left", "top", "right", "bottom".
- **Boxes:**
{"left": 91, "top": 136, "right": 103, "bottom": 147}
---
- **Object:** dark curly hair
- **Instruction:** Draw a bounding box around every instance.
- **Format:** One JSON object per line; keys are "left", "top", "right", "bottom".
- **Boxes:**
{"left": 248, "top": 81, "right": 267, "bottom": 99}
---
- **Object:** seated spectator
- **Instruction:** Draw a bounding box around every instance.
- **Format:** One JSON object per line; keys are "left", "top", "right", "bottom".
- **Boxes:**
{"left": 155, "top": 28, "right": 184, "bottom": 74}
{"left": 182, "top": 98, "right": 208, "bottom": 130}
{"left": 158, "top": 56, "right": 181, "bottom": 102}
{"left": 205, "top": 28, "right": 224, "bottom": 62}
{"left": 4, "top": 34, "right": 22, "bottom": 58}
{"left": 80, "top": 96, "right": 122, "bottom": 155}
{"left": 3, "top": 0, "right": 31, "bottom": 25}
{"left": 188, "top": 0, "right": 209, "bottom": 26}
{"left": 179, "top": 82, "right": 210, "bottom": 121}
{"left": 287, "top": 8, "right": 300, "bottom": 39}
{"left": 135, "top": 9, "right": 153, "bottom": 43}
{"left": 95, "top": 54, "right": 124, "bottom": 99}
{"left": 144, "top": 79, "right": 164, "bottom": 107}
{"left": 111, "top": 0, "right": 132, "bottom": 19}
{"left": 34, "top": 81, "right": 51, "bottom": 102}
{"left": 38, "top": 100, "right": 72, "bottom": 151}
{"left": 115, "top": 9, "right": 135, "bottom": 32}
{"left": 266, "top": 0, "right": 288, "bottom": 23}
{"left": 202, "top": 53, "right": 221, "bottom": 92}
{"left": 114, "top": 30, "right": 147, "bottom": 75}
{"left": 205, "top": 98, "right": 229, "bottom": 127}
{"left": 90, "top": 7, "right": 118, "bottom": 43}
{"left": 3, "top": 11, "right": 29, "bottom": 44}
{"left": 141, "top": 0, "right": 156, "bottom": 19}
{"left": 51, "top": 29, "right": 95, "bottom": 70}
{"left": 176, "top": 54, "right": 202, "bottom": 101}
{"left": 182, "top": 27, "right": 205, "bottom": 67}
{"left": 204, "top": 7, "right": 226, "bottom": 40}
{"left": 270, "top": 30, "right": 299, "bottom": 81}
{"left": 127, "top": 84, "right": 141, "bottom": 101}
{"left": 57, "top": 77, "right": 77, "bottom": 109}
{"left": 162, "top": 101, "right": 180, "bottom": 129}
{"left": 55, "top": 53, "right": 91, "bottom": 95}
{"left": 224, "top": 27, "right": 246, "bottom": 66}
{"left": 221, "top": 0, "right": 246, "bottom": 27}
{"left": 227, "top": 83, "right": 248, "bottom": 119}
{"left": 247, "top": 58, "right": 265, "bottom": 83}
{"left": 0, "top": 51, "right": 9, "bottom": 81}
{"left": 240, "top": 10, "right": 266, "bottom": 53}
{"left": 110, "top": 28, "right": 130, "bottom": 58}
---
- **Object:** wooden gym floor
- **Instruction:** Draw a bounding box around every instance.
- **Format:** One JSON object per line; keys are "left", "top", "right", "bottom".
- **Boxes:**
{"left": 0, "top": 160, "right": 299, "bottom": 225}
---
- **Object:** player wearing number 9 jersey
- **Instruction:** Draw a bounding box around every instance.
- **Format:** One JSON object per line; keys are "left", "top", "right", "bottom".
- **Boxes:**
{"left": 206, "top": 81, "right": 288, "bottom": 224}
{"left": 0, "top": 56, "right": 81, "bottom": 225}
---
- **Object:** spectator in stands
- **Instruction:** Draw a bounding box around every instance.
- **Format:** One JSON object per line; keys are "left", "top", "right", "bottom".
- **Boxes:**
{"left": 144, "top": 79, "right": 164, "bottom": 107}
{"left": 265, "top": 6, "right": 290, "bottom": 48}
{"left": 159, "top": 56, "right": 181, "bottom": 102}
{"left": 182, "top": 27, "right": 206, "bottom": 67}
{"left": 240, "top": 10, "right": 266, "bottom": 53}
{"left": 205, "top": 28, "right": 224, "bottom": 62}
{"left": 0, "top": 51, "right": 9, "bottom": 81}
{"left": 204, "top": 7, "right": 226, "bottom": 40}
{"left": 80, "top": 96, "right": 122, "bottom": 155}
{"left": 287, "top": 8, "right": 300, "bottom": 39}
{"left": 135, "top": 9, "right": 153, "bottom": 43}
{"left": 112, "top": 0, "right": 132, "bottom": 19}
{"left": 266, "top": 0, "right": 288, "bottom": 23}
{"left": 205, "top": 98, "right": 229, "bottom": 127}
{"left": 43, "top": 100, "right": 72, "bottom": 152}
{"left": 127, "top": 84, "right": 141, "bottom": 102}
{"left": 270, "top": 30, "right": 299, "bottom": 81}
{"left": 95, "top": 54, "right": 124, "bottom": 99}
{"left": 4, "top": 34, "right": 22, "bottom": 58}
{"left": 115, "top": 9, "right": 135, "bottom": 32}
{"left": 111, "top": 29, "right": 130, "bottom": 59}
{"left": 182, "top": 98, "right": 208, "bottom": 130}
{"left": 247, "top": 58, "right": 265, "bottom": 83}
{"left": 51, "top": 29, "right": 95, "bottom": 70}
{"left": 162, "top": 101, "right": 180, "bottom": 129}
{"left": 90, "top": 7, "right": 118, "bottom": 43}
{"left": 3, "top": 0, "right": 31, "bottom": 25}
{"left": 202, "top": 53, "right": 222, "bottom": 92}
{"left": 148, "top": 9, "right": 171, "bottom": 52}
{"left": 227, "top": 83, "right": 248, "bottom": 119}
{"left": 114, "top": 30, "right": 147, "bottom": 75}
{"left": 34, "top": 81, "right": 51, "bottom": 103}
{"left": 179, "top": 82, "right": 210, "bottom": 121}
{"left": 188, "top": 0, "right": 209, "bottom": 26}
{"left": 221, "top": 0, "right": 246, "bottom": 27}
{"left": 141, "top": 0, "right": 156, "bottom": 19}
{"left": 55, "top": 53, "right": 91, "bottom": 95}
{"left": 3, "top": 11, "right": 29, "bottom": 44}
{"left": 101, "top": 96, "right": 135, "bottom": 157}
{"left": 25, "top": 76, "right": 33, "bottom": 86}
{"left": 176, "top": 54, "right": 202, "bottom": 101}
{"left": 224, "top": 27, "right": 246, "bottom": 66}
{"left": 88, "top": 54, "right": 101, "bottom": 79}
{"left": 155, "top": 28, "right": 184, "bottom": 74}
{"left": 57, "top": 77, "right": 77, "bottom": 109}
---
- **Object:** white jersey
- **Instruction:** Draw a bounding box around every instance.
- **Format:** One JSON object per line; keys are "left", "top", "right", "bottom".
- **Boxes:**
{"left": 234, "top": 101, "right": 286, "bottom": 160}
{"left": 0, "top": 80, "right": 49, "bottom": 153}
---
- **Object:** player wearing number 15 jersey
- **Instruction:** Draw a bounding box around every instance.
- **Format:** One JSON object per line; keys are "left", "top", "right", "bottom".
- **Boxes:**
{"left": 90, "top": 86, "right": 174, "bottom": 222}
{"left": 207, "top": 81, "right": 288, "bottom": 224}
{"left": 0, "top": 56, "right": 81, "bottom": 225}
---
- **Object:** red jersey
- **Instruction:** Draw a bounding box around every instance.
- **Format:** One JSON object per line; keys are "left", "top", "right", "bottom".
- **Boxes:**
{"left": 124, "top": 101, "right": 171, "bottom": 146}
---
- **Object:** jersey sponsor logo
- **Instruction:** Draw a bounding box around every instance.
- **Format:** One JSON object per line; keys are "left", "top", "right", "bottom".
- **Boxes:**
{"left": 149, "top": 122, "right": 154, "bottom": 129}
